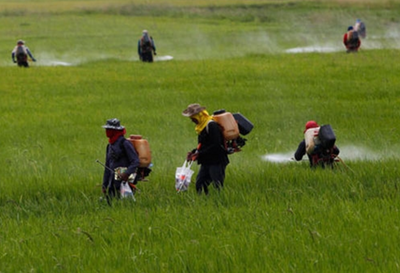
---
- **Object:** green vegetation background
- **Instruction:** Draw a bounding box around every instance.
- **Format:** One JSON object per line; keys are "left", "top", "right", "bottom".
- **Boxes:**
{"left": 1, "top": 0, "right": 400, "bottom": 272}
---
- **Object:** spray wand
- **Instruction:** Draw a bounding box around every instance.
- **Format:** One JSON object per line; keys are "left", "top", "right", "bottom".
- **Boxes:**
{"left": 95, "top": 159, "right": 138, "bottom": 198}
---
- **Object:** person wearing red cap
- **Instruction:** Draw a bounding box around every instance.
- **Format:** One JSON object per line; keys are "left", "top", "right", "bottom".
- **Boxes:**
{"left": 294, "top": 120, "right": 340, "bottom": 168}
{"left": 304, "top": 120, "right": 319, "bottom": 133}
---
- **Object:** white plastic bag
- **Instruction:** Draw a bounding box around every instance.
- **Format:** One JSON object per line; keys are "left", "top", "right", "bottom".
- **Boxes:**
{"left": 175, "top": 160, "right": 194, "bottom": 192}
{"left": 120, "top": 182, "right": 134, "bottom": 198}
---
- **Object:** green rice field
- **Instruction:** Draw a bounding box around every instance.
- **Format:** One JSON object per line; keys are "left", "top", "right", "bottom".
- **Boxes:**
{"left": 1, "top": 0, "right": 400, "bottom": 272}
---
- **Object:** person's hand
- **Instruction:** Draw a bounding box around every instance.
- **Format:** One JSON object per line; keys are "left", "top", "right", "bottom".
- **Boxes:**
{"left": 154, "top": 52, "right": 157, "bottom": 55}
{"left": 102, "top": 187, "right": 107, "bottom": 194}
{"left": 186, "top": 150, "right": 198, "bottom": 161}
{"left": 119, "top": 172, "right": 129, "bottom": 182}
{"left": 32, "top": 58, "right": 36, "bottom": 62}
{"left": 186, "top": 151, "right": 193, "bottom": 161}
{"left": 13, "top": 60, "right": 16, "bottom": 63}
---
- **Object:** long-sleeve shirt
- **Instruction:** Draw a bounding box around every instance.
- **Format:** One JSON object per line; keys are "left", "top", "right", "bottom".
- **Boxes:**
{"left": 102, "top": 136, "right": 140, "bottom": 188}
{"left": 197, "top": 121, "right": 229, "bottom": 165}
{"left": 343, "top": 31, "right": 361, "bottom": 50}
{"left": 138, "top": 37, "right": 156, "bottom": 55}
{"left": 11, "top": 45, "right": 35, "bottom": 62}
{"left": 295, "top": 139, "right": 340, "bottom": 167}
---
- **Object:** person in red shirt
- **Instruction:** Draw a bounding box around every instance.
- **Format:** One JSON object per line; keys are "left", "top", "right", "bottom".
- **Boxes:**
{"left": 343, "top": 26, "right": 361, "bottom": 53}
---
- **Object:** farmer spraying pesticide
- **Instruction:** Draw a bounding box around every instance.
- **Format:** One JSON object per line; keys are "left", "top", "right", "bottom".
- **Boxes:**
{"left": 343, "top": 26, "right": 361, "bottom": 53}
{"left": 182, "top": 103, "right": 253, "bottom": 195}
{"left": 354, "top": 19, "right": 366, "bottom": 39}
{"left": 183, "top": 103, "right": 230, "bottom": 195}
{"left": 138, "top": 30, "right": 156, "bottom": 62}
{"left": 11, "top": 40, "right": 36, "bottom": 67}
{"left": 294, "top": 120, "right": 340, "bottom": 168}
{"left": 101, "top": 118, "right": 140, "bottom": 201}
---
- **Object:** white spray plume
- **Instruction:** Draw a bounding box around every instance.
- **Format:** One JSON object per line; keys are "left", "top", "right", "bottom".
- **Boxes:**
{"left": 262, "top": 145, "right": 399, "bottom": 164}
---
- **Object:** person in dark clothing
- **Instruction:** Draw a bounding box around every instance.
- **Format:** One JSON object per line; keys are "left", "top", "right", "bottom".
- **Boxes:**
{"left": 138, "top": 30, "right": 156, "bottom": 62}
{"left": 354, "top": 19, "right": 366, "bottom": 39}
{"left": 343, "top": 26, "right": 361, "bottom": 53}
{"left": 102, "top": 118, "right": 140, "bottom": 199}
{"left": 294, "top": 120, "right": 340, "bottom": 168}
{"left": 182, "top": 103, "right": 229, "bottom": 195}
{"left": 11, "top": 40, "right": 36, "bottom": 67}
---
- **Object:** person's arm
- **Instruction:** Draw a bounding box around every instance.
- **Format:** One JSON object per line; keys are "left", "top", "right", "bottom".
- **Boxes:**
{"left": 11, "top": 52, "right": 16, "bottom": 63}
{"left": 294, "top": 140, "right": 306, "bottom": 161}
{"left": 138, "top": 40, "right": 141, "bottom": 56}
{"left": 26, "top": 48, "right": 36, "bottom": 62}
{"left": 123, "top": 140, "right": 140, "bottom": 176}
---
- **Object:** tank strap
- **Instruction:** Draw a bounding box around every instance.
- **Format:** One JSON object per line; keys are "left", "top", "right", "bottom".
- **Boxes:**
{"left": 205, "top": 120, "right": 215, "bottom": 134}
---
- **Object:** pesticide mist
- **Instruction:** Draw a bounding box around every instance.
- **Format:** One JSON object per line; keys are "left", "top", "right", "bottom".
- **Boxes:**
{"left": 262, "top": 145, "right": 398, "bottom": 163}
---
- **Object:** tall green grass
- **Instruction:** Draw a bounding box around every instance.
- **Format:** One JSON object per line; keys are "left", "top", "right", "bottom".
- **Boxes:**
{"left": 1, "top": 0, "right": 399, "bottom": 63}
{"left": 1, "top": 1, "right": 400, "bottom": 272}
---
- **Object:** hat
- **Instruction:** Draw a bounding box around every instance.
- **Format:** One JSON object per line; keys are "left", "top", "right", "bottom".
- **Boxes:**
{"left": 143, "top": 30, "right": 148, "bottom": 34}
{"left": 182, "top": 103, "right": 206, "bottom": 117}
{"left": 102, "top": 118, "right": 125, "bottom": 130}
{"left": 304, "top": 120, "right": 319, "bottom": 133}
{"left": 347, "top": 26, "right": 354, "bottom": 31}
{"left": 17, "top": 40, "right": 24, "bottom": 45}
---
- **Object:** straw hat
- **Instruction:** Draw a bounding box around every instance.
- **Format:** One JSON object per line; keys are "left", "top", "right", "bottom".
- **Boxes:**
{"left": 182, "top": 103, "right": 206, "bottom": 117}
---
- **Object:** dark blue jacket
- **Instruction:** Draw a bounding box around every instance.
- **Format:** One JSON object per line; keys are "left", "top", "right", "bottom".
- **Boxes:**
{"left": 138, "top": 38, "right": 156, "bottom": 55}
{"left": 102, "top": 136, "right": 140, "bottom": 189}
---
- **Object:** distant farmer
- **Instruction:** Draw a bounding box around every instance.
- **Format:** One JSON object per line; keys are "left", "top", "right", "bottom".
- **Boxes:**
{"left": 354, "top": 19, "right": 366, "bottom": 39}
{"left": 102, "top": 118, "right": 140, "bottom": 200}
{"left": 11, "top": 40, "right": 36, "bottom": 67}
{"left": 182, "top": 103, "right": 229, "bottom": 195}
{"left": 294, "top": 120, "right": 340, "bottom": 168}
{"left": 138, "top": 30, "right": 156, "bottom": 62}
{"left": 343, "top": 26, "right": 361, "bottom": 53}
